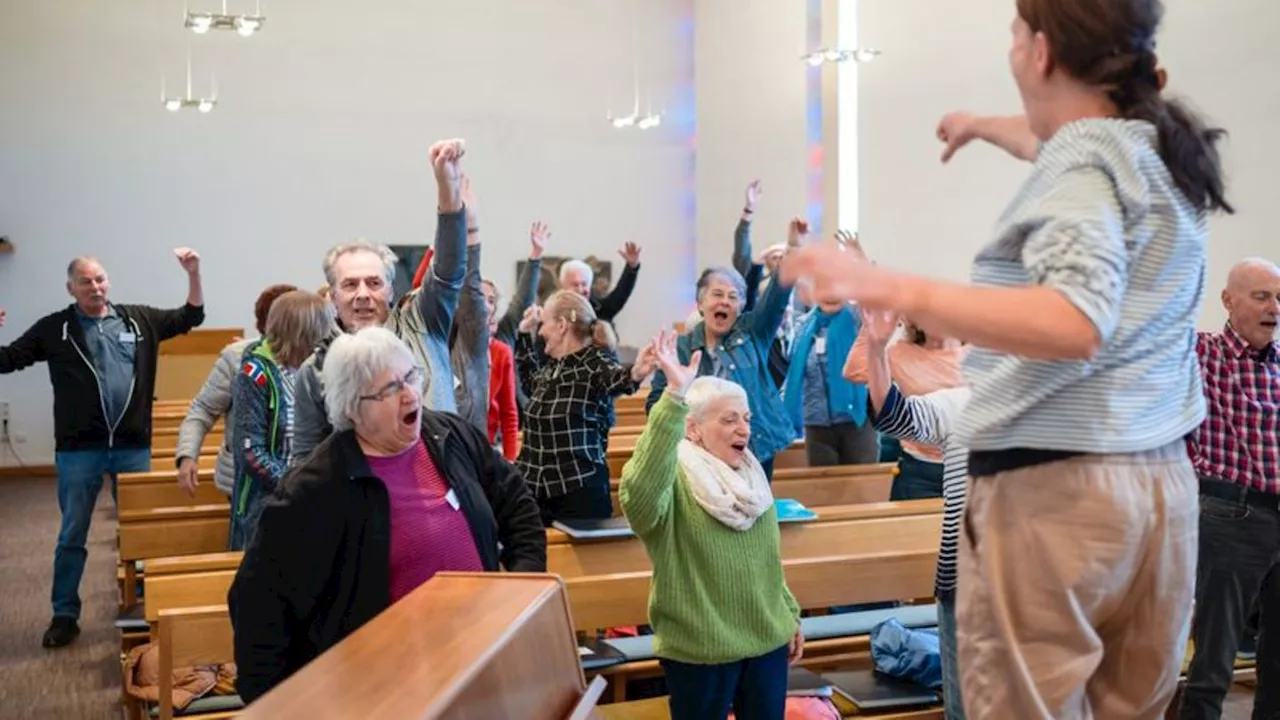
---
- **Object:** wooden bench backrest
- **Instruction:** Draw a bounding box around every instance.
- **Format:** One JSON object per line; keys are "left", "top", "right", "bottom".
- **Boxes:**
{"left": 152, "top": 429, "right": 224, "bottom": 456}
{"left": 157, "top": 605, "right": 235, "bottom": 720}
{"left": 548, "top": 512, "right": 940, "bottom": 577}
{"left": 146, "top": 571, "right": 237, "bottom": 623}
{"left": 119, "top": 505, "right": 230, "bottom": 563}
{"left": 567, "top": 549, "right": 937, "bottom": 632}
{"left": 118, "top": 469, "right": 222, "bottom": 513}
{"left": 127, "top": 499, "right": 947, "bottom": 581}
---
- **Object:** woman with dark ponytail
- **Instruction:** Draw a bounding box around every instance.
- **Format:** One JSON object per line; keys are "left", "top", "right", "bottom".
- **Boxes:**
{"left": 780, "top": 1, "right": 1227, "bottom": 716}
{"left": 515, "top": 291, "right": 657, "bottom": 525}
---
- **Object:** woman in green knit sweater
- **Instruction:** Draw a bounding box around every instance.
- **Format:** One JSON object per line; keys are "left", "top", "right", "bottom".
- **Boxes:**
{"left": 620, "top": 330, "right": 802, "bottom": 720}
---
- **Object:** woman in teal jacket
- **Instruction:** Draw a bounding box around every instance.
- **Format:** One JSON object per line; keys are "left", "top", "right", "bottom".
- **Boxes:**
{"left": 229, "top": 291, "right": 332, "bottom": 550}
{"left": 646, "top": 262, "right": 797, "bottom": 479}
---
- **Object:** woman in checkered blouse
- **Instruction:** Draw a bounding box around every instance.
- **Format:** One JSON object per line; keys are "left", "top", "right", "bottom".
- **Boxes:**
{"left": 514, "top": 291, "right": 658, "bottom": 526}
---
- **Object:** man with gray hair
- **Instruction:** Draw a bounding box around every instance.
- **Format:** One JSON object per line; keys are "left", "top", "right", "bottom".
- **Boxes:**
{"left": 290, "top": 139, "right": 470, "bottom": 463}
{"left": 557, "top": 240, "right": 643, "bottom": 323}
{"left": 1181, "top": 256, "right": 1280, "bottom": 720}
{"left": 0, "top": 248, "right": 205, "bottom": 648}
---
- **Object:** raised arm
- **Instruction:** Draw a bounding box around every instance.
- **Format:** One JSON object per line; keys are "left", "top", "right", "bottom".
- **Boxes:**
{"left": 746, "top": 218, "right": 804, "bottom": 344}
{"left": 513, "top": 308, "right": 546, "bottom": 383}
{"left": 594, "top": 243, "right": 642, "bottom": 322}
{"left": 937, "top": 112, "right": 1038, "bottom": 163}
{"left": 232, "top": 359, "right": 291, "bottom": 494}
{"left": 587, "top": 343, "right": 655, "bottom": 399}
{"left": 0, "top": 316, "right": 49, "bottom": 374}
{"left": 620, "top": 334, "right": 700, "bottom": 537}
{"left": 734, "top": 180, "right": 764, "bottom": 312}
{"left": 413, "top": 140, "right": 469, "bottom": 340}
{"left": 452, "top": 240, "right": 491, "bottom": 429}
{"left": 496, "top": 222, "right": 547, "bottom": 346}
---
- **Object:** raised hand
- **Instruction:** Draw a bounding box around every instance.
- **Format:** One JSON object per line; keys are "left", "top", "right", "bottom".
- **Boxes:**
{"left": 0, "top": 308, "right": 6, "bottom": 328}
{"left": 780, "top": 244, "right": 901, "bottom": 310}
{"left": 744, "top": 179, "right": 763, "bottom": 213}
{"left": 518, "top": 305, "right": 543, "bottom": 334}
{"left": 936, "top": 111, "right": 978, "bottom": 163}
{"left": 619, "top": 241, "right": 642, "bottom": 268}
{"left": 860, "top": 306, "right": 900, "bottom": 347}
{"left": 653, "top": 328, "right": 702, "bottom": 397}
{"left": 529, "top": 221, "right": 550, "bottom": 260}
{"left": 173, "top": 247, "right": 201, "bottom": 275}
{"left": 630, "top": 340, "right": 659, "bottom": 381}
{"left": 834, "top": 229, "right": 867, "bottom": 261}
{"left": 429, "top": 138, "right": 466, "bottom": 189}
{"left": 460, "top": 173, "right": 478, "bottom": 236}
{"left": 787, "top": 217, "right": 810, "bottom": 248}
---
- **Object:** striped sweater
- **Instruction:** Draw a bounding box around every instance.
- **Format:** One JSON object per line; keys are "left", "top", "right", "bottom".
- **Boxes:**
{"left": 956, "top": 118, "right": 1207, "bottom": 453}
{"left": 619, "top": 393, "right": 800, "bottom": 665}
{"left": 873, "top": 384, "right": 970, "bottom": 600}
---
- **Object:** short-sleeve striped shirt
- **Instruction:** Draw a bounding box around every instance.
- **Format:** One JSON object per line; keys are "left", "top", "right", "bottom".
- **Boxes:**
{"left": 955, "top": 119, "right": 1207, "bottom": 453}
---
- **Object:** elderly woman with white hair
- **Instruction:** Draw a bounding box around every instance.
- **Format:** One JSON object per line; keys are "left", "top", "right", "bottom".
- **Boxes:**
{"left": 228, "top": 326, "right": 545, "bottom": 704}
{"left": 621, "top": 331, "right": 801, "bottom": 720}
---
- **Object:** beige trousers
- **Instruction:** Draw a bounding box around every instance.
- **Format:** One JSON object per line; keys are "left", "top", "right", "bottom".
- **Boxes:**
{"left": 957, "top": 442, "right": 1198, "bottom": 719}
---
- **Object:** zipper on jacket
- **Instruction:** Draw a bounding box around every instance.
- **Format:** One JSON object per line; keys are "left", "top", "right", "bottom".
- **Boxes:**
{"left": 65, "top": 321, "right": 116, "bottom": 448}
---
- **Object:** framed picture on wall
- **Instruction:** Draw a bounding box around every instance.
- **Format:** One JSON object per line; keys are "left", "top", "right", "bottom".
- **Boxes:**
{"left": 520, "top": 255, "right": 613, "bottom": 304}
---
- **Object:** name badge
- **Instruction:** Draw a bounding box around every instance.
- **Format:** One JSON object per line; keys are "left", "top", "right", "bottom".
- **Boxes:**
{"left": 119, "top": 332, "right": 137, "bottom": 344}
{"left": 813, "top": 337, "right": 827, "bottom": 356}
{"left": 444, "top": 488, "right": 460, "bottom": 511}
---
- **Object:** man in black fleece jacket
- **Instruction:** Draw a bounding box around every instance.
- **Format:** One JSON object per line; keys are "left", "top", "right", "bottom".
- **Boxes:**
{"left": 0, "top": 249, "right": 205, "bottom": 648}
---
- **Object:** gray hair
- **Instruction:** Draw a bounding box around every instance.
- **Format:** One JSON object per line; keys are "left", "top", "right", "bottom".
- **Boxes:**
{"left": 558, "top": 259, "right": 594, "bottom": 286}
{"left": 321, "top": 326, "right": 417, "bottom": 432}
{"left": 322, "top": 240, "right": 399, "bottom": 288}
{"left": 685, "top": 376, "right": 749, "bottom": 423}
{"left": 695, "top": 266, "right": 748, "bottom": 310}
{"left": 67, "top": 256, "right": 104, "bottom": 280}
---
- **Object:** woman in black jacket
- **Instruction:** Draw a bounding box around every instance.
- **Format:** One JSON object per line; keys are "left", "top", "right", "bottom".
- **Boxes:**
{"left": 228, "top": 326, "right": 546, "bottom": 704}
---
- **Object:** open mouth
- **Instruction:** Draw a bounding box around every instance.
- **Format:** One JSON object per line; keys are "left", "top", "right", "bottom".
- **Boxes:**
{"left": 401, "top": 408, "right": 420, "bottom": 428}
{"left": 1263, "top": 319, "right": 1277, "bottom": 329}
{"left": 713, "top": 310, "right": 730, "bottom": 322}
{"left": 730, "top": 440, "right": 747, "bottom": 453}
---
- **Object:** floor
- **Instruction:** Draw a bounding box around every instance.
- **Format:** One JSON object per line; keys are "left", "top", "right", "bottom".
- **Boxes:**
{"left": 0, "top": 474, "right": 1262, "bottom": 719}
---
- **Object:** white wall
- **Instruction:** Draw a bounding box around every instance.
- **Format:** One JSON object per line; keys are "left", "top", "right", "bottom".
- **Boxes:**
{"left": 856, "top": 0, "right": 1279, "bottom": 328}
{"left": 0, "top": 0, "right": 696, "bottom": 466}
{"left": 694, "top": 0, "right": 815, "bottom": 279}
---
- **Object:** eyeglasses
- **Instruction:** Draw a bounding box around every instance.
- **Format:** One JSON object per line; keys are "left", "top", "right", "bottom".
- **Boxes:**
{"left": 359, "top": 366, "right": 424, "bottom": 403}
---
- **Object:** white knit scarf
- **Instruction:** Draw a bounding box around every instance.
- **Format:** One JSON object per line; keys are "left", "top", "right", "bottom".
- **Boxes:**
{"left": 676, "top": 439, "right": 774, "bottom": 531}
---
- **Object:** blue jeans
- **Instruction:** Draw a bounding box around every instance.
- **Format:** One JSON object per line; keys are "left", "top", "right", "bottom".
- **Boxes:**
{"left": 52, "top": 447, "right": 151, "bottom": 619}
{"left": 661, "top": 644, "right": 789, "bottom": 720}
{"left": 891, "top": 453, "right": 944, "bottom": 500}
{"left": 937, "top": 594, "right": 965, "bottom": 720}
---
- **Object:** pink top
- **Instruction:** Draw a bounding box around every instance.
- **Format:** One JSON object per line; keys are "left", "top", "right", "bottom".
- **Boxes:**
{"left": 366, "top": 438, "right": 484, "bottom": 604}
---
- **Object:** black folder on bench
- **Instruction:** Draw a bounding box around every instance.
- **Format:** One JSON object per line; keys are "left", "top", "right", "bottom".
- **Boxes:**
{"left": 824, "top": 669, "right": 939, "bottom": 711}
{"left": 577, "top": 637, "right": 628, "bottom": 671}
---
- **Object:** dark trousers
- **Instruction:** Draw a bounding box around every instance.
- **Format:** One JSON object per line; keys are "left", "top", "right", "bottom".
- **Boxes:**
{"left": 890, "top": 452, "right": 944, "bottom": 501}
{"left": 538, "top": 466, "right": 613, "bottom": 527}
{"left": 805, "top": 422, "right": 880, "bottom": 467}
{"left": 1256, "top": 556, "right": 1280, "bottom": 720}
{"left": 660, "top": 644, "right": 789, "bottom": 720}
{"left": 1180, "top": 481, "right": 1280, "bottom": 720}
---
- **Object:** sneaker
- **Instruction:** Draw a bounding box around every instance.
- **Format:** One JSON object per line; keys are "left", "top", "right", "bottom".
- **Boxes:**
{"left": 42, "top": 617, "right": 80, "bottom": 648}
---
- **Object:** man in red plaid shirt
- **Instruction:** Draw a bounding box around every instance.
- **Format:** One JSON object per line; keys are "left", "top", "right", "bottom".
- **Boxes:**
{"left": 1181, "top": 257, "right": 1280, "bottom": 720}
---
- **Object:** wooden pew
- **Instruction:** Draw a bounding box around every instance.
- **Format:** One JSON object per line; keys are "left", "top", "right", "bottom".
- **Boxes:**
{"left": 608, "top": 462, "right": 894, "bottom": 515}
{"left": 156, "top": 329, "right": 241, "bottom": 401}
{"left": 155, "top": 606, "right": 238, "bottom": 720}
{"left": 608, "top": 439, "right": 807, "bottom": 477}
{"left": 152, "top": 428, "right": 224, "bottom": 457}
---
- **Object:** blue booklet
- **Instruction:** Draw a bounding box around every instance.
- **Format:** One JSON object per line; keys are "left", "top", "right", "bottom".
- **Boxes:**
{"left": 552, "top": 517, "right": 635, "bottom": 539}
{"left": 774, "top": 498, "right": 817, "bottom": 523}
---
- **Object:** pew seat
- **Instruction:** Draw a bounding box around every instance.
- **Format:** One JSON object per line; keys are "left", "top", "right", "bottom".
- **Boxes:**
{"left": 598, "top": 603, "right": 938, "bottom": 665}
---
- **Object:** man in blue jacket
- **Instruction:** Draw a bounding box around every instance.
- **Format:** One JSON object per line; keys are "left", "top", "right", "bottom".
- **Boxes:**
{"left": 0, "top": 249, "right": 205, "bottom": 647}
